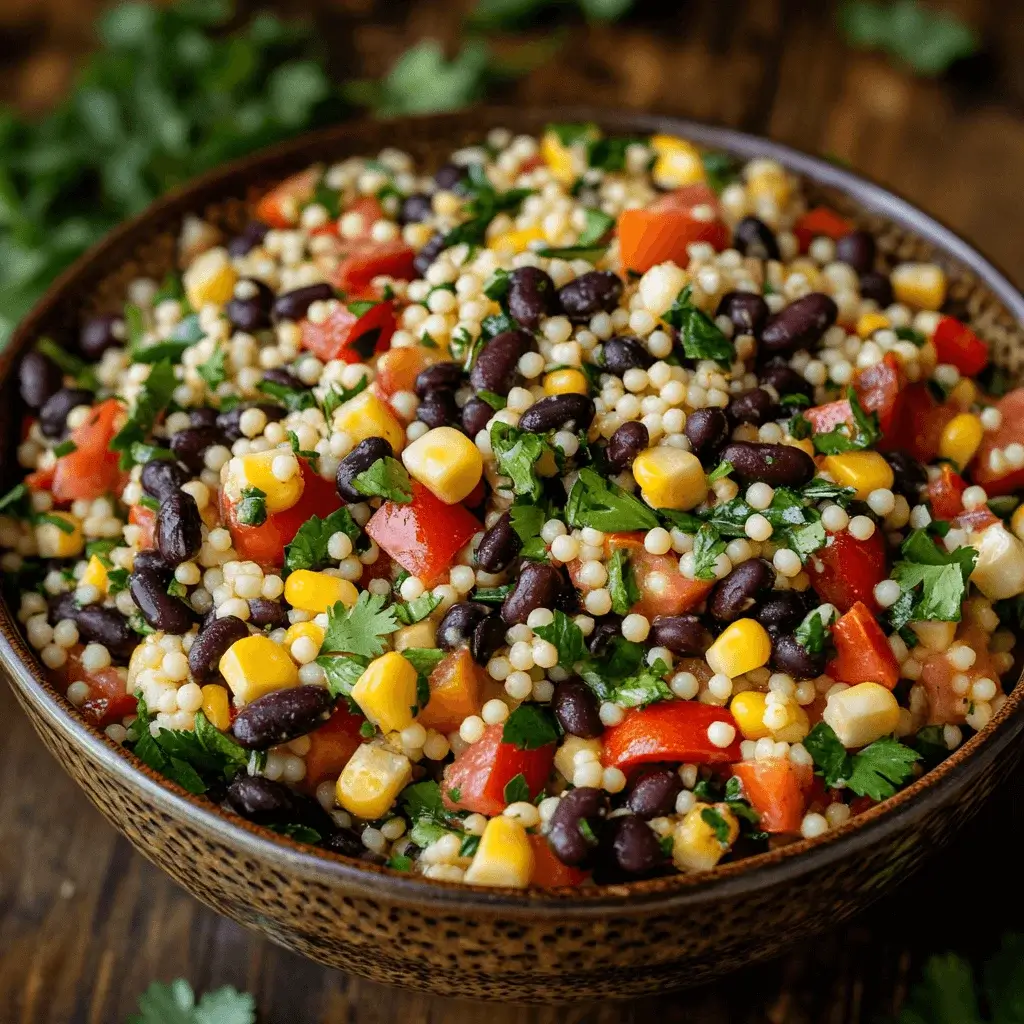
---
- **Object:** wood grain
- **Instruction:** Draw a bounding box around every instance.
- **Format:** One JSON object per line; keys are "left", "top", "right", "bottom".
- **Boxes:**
{"left": 1, "top": 0, "right": 1022, "bottom": 1019}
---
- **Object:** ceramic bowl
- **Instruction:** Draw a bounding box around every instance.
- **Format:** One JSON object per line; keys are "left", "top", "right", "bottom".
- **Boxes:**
{"left": 3, "top": 109, "right": 1023, "bottom": 1002}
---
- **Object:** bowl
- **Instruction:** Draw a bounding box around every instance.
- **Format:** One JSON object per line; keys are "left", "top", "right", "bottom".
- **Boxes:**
{"left": 3, "top": 108, "right": 1024, "bottom": 1002}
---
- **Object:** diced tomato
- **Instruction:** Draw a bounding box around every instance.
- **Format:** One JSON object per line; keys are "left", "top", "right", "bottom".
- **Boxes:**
{"left": 928, "top": 464, "right": 967, "bottom": 520}
{"left": 856, "top": 353, "right": 903, "bottom": 434}
{"left": 330, "top": 240, "right": 417, "bottom": 297}
{"left": 443, "top": 724, "right": 555, "bottom": 818}
{"left": 61, "top": 646, "right": 136, "bottom": 728}
{"left": 224, "top": 460, "right": 341, "bottom": 568}
{"left": 51, "top": 398, "right": 124, "bottom": 503}
{"left": 25, "top": 465, "right": 55, "bottom": 492}
{"left": 302, "top": 704, "right": 365, "bottom": 789}
{"left": 529, "top": 834, "right": 588, "bottom": 887}
{"left": 804, "top": 399, "right": 853, "bottom": 434}
{"left": 827, "top": 601, "right": 900, "bottom": 690}
{"left": 889, "top": 383, "right": 955, "bottom": 462}
{"left": 343, "top": 196, "right": 385, "bottom": 234}
{"left": 731, "top": 760, "right": 806, "bottom": 834}
{"left": 652, "top": 184, "right": 721, "bottom": 212}
{"left": 255, "top": 167, "right": 320, "bottom": 229}
{"left": 374, "top": 346, "right": 441, "bottom": 403}
{"left": 418, "top": 647, "right": 484, "bottom": 735}
{"left": 618, "top": 187, "right": 729, "bottom": 273}
{"left": 793, "top": 207, "right": 854, "bottom": 253}
{"left": 972, "top": 388, "right": 1024, "bottom": 496}
{"left": 603, "top": 701, "right": 742, "bottom": 771}
{"left": 932, "top": 316, "right": 988, "bottom": 378}
{"left": 919, "top": 652, "right": 968, "bottom": 726}
{"left": 300, "top": 300, "right": 396, "bottom": 364}
{"left": 129, "top": 504, "right": 156, "bottom": 549}
{"left": 806, "top": 528, "right": 887, "bottom": 613}
{"left": 365, "top": 482, "right": 480, "bottom": 585}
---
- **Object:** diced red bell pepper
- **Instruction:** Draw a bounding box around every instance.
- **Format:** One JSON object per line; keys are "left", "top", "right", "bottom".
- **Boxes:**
{"left": 888, "top": 383, "right": 955, "bottom": 463}
{"left": 302, "top": 704, "right": 366, "bottom": 789}
{"left": 731, "top": 759, "right": 806, "bottom": 834}
{"left": 61, "top": 646, "right": 137, "bottom": 728}
{"left": 856, "top": 353, "right": 903, "bottom": 434}
{"left": 300, "top": 300, "right": 396, "bottom": 364}
{"left": 365, "top": 481, "right": 481, "bottom": 585}
{"left": 224, "top": 460, "right": 341, "bottom": 569}
{"left": 932, "top": 316, "right": 988, "bottom": 378}
{"left": 928, "top": 464, "right": 967, "bottom": 520}
{"left": 51, "top": 397, "right": 125, "bottom": 503}
{"left": 255, "top": 167, "right": 320, "bottom": 229}
{"left": 529, "top": 834, "right": 588, "bottom": 887}
{"left": 793, "top": 207, "right": 854, "bottom": 252}
{"left": 443, "top": 724, "right": 555, "bottom": 818}
{"left": 25, "top": 465, "right": 55, "bottom": 492}
{"left": 129, "top": 504, "right": 156, "bottom": 549}
{"left": 805, "top": 528, "right": 887, "bottom": 614}
{"left": 827, "top": 601, "right": 899, "bottom": 690}
{"left": 618, "top": 187, "right": 729, "bottom": 273}
{"left": 603, "top": 700, "right": 742, "bottom": 771}
{"left": 972, "top": 388, "right": 1024, "bottom": 496}
{"left": 374, "top": 346, "right": 440, "bottom": 403}
{"left": 330, "top": 240, "right": 417, "bottom": 297}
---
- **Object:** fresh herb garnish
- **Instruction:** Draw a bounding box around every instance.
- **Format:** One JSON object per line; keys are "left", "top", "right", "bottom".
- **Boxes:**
{"left": 131, "top": 978, "right": 256, "bottom": 1024}
{"left": 353, "top": 457, "right": 413, "bottom": 503}
{"left": 490, "top": 422, "right": 547, "bottom": 501}
{"left": 812, "top": 387, "right": 882, "bottom": 454}
{"left": 607, "top": 547, "right": 640, "bottom": 615}
{"left": 701, "top": 807, "right": 732, "bottom": 845}
{"left": 393, "top": 591, "right": 442, "bottom": 625}
{"left": 532, "top": 610, "right": 586, "bottom": 669}
{"left": 256, "top": 377, "right": 317, "bottom": 412}
{"left": 692, "top": 523, "right": 727, "bottom": 581}
{"left": 890, "top": 529, "right": 978, "bottom": 627}
{"left": 108, "top": 359, "right": 177, "bottom": 468}
{"left": 566, "top": 467, "right": 660, "bottom": 531}
{"left": 663, "top": 285, "right": 734, "bottom": 365}
{"left": 235, "top": 487, "right": 267, "bottom": 527}
{"left": 804, "top": 722, "right": 921, "bottom": 800}
{"left": 283, "top": 508, "right": 362, "bottom": 575}
{"left": 501, "top": 704, "right": 559, "bottom": 750}
{"left": 503, "top": 773, "right": 531, "bottom": 804}
{"left": 321, "top": 591, "right": 399, "bottom": 659}
{"left": 794, "top": 605, "right": 838, "bottom": 656}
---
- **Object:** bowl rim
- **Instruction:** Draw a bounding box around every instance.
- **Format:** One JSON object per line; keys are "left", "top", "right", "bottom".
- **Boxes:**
{"left": 4, "top": 106, "right": 1024, "bottom": 915}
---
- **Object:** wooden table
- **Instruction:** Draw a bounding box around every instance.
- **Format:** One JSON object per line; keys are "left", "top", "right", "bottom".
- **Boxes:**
{"left": 2, "top": 0, "right": 1023, "bottom": 1020}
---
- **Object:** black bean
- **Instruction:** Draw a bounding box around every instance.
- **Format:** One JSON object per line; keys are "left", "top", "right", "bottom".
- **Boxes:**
{"left": 719, "top": 441, "right": 816, "bottom": 487}
{"left": 231, "top": 687, "right": 336, "bottom": 749}
{"left": 754, "top": 591, "right": 809, "bottom": 635}
{"left": 74, "top": 606, "right": 138, "bottom": 662}
{"left": 554, "top": 579, "right": 581, "bottom": 616}
{"left": 601, "top": 335, "right": 654, "bottom": 376}
{"left": 759, "top": 359, "right": 813, "bottom": 401}
{"left": 156, "top": 491, "right": 202, "bottom": 567}
{"left": 79, "top": 314, "right": 125, "bottom": 359}
{"left": 461, "top": 397, "right": 493, "bottom": 437}
{"left": 434, "top": 162, "right": 466, "bottom": 191}
{"left": 227, "top": 220, "right": 269, "bottom": 258}
{"left": 518, "top": 394, "right": 595, "bottom": 434}
{"left": 129, "top": 567, "right": 197, "bottom": 634}
{"left": 612, "top": 816, "right": 666, "bottom": 876}
{"left": 648, "top": 614, "right": 712, "bottom": 655}
{"left": 133, "top": 549, "right": 172, "bottom": 575}
{"left": 708, "top": 559, "right": 776, "bottom": 623}
{"left": 557, "top": 271, "right": 623, "bottom": 320}
{"left": 414, "top": 361, "right": 463, "bottom": 397}
{"left": 760, "top": 293, "right": 838, "bottom": 355}
{"left": 860, "top": 271, "right": 894, "bottom": 308}
{"left": 627, "top": 769, "right": 682, "bottom": 819}
{"left": 507, "top": 267, "right": 557, "bottom": 330}
{"left": 336, "top": 436, "right": 393, "bottom": 502}
{"left": 272, "top": 283, "right": 334, "bottom": 323}
{"left": 416, "top": 391, "right": 460, "bottom": 429}
{"left": 189, "top": 407, "right": 219, "bottom": 429}
{"left": 771, "top": 632, "right": 826, "bottom": 679}
{"left": 475, "top": 512, "right": 521, "bottom": 573}
{"left": 399, "top": 193, "right": 433, "bottom": 225}
{"left": 716, "top": 292, "right": 770, "bottom": 338}
{"left": 726, "top": 387, "right": 779, "bottom": 427}
{"left": 226, "top": 278, "right": 274, "bottom": 333}
{"left": 141, "top": 459, "right": 191, "bottom": 501}
{"left": 684, "top": 407, "right": 729, "bottom": 458}
{"left": 226, "top": 775, "right": 334, "bottom": 835}
{"left": 501, "top": 562, "right": 564, "bottom": 625}
{"left": 471, "top": 614, "right": 506, "bottom": 665}
{"left": 189, "top": 615, "right": 250, "bottom": 683}
{"left": 170, "top": 426, "right": 225, "bottom": 473}
{"left": 323, "top": 828, "right": 364, "bottom": 857}
{"left": 552, "top": 679, "right": 602, "bottom": 738}
{"left": 47, "top": 592, "right": 79, "bottom": 626}
{"left": 39, "top": 388, "right": 94, "bottom": 438}
{"left": 884, "top": 449, "right": 927, "bottom": 503}
{"left": 607, "top": 421, "right": 649, "bottom": 470}
{"left": 469, "top": 330, "right": 535, "bottom": 396}
{"left": 413, "top": 231, "right": 448, "bottom": 276}
{"left": 835, "top": 230, "right": 876, "bottom": 275}
{"left": 247, "top": 597, "right": 289, "bottom": 629}
{"left": 19, "top": 351, "right": 63, "bottom": 410}
{"left": 216, "top": 402, "right": 285, "bottom": 443}
{"left": 437, "top": 602, "right": 491, "bottom": 652}
{"left": 587, "top": 619, "right": 622, "bottom": 657}
{"left": 262, "top": 367, "right": 304, "bottom": 391}
{"left": 733, "top": 216, "right": 781, "bottom": 261}
{"left": 547, "top": 787, "right": 608, "bottom": 867}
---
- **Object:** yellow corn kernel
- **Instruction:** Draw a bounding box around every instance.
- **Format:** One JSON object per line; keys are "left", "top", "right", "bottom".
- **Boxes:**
{"left": 81, "top": 554, "right": 110, "bottom": 594}
{"left": 284, "top": 569, "right": 358, "bottom": 615}
{"left": 631, "top": 447, "right": 707, "bottom": 511}
{"left": 730, "top": 691, "right": 770, "bottom": 741}
{"left": 822, "top": 451, "right": 895, "bottom": 500}
{"left": 35, "top": 512, "right": 83, "bottom": 559}
{"left": 488, "top": 225, "right": 545, "bottom": 255}
{"left": 969, "top": 522, "right": 1024, "bottom": 601}
{"left": 393, "top": 620, "right": 436, "bottom": 652}
{"left": 672, "top": 803, "right": 739, "bottom": 873}
{"left": 332, "top": 389, "right": 405, "bottom": 454}
{"left": 541, "top": 130, "right": 584, "bottom": 186}
{"left": 891, "top": 263, "right": 947, "bottom": 310}
{"left": 401, "top": 426, "right": 483, "bottom": 505}
{"left": 822, "top": 681, "right": 900, "bottom": 748}
{"left": 350, "top": 651, "right": 420, "bottom": 734}
{"left": 706, "top": 619, "right": 772, "bottom": 679}
{"left": 219, "top": 634, "right": 300, "bottom": 704}
{"left": 225, "top": 449, "right": 303, "bottom": 514}
{"left": 948, "top": 379, "right": 978, "bottom": 410}
{"left": 543, "top": 368, "right": 589, "bottom": 396}
{"left": 783, "top": 437, "right": 816, "bottom": 457}
{"left": 917, "top": 341, "right": 938, "bottom": 377}
{"left": 183, "top": 246, "right": 238, "bottom": 310}
{"left": 766, "top": 700, "right": 811, "bottom": 743}
{"left": 910, "top": 620, "right": 957, "bottom": 651}
{"left": 554, "top": 736, "right": 603, "bottom": 782}
{"left": 939, "top": 413, "right": 984, "bottom": 469}
{"left": 336, "top": 743, "right": 412, "bottom": 820}
{"left": 744, "top": 159, "right": 792, "bottom": 208}
{"left": 463, "top": 816, "right": 534, "bottom": 888}
{"left": 284, "top": 620, "right": 326, "bottom": 649}
{"left": 201, "top": 684, "right": 231, "bottom": 731}
{"left": 856, "top": 311, "right": 891, "bottom": 338}
{"left": 650, "top": 135, "right": 705, "bottom": 190}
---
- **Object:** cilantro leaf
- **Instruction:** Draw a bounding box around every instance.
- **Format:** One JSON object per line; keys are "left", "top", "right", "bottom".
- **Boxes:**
{"left": 477, "top": 389, "right": 507, "bottom": 411}
{"left": 490, "top": 422, "right": 547, "bottom": 501}
{"left": 108, "top": 359, "right": 177, "bottom": 468}
{"left": 566, "top": 467, "right": 659, "bottom": 532}
{"left": 36, "top": 338, "right": 98, "bottom": 391}
{"left": 319, "top": 377, "right": 369, "bottom": 420}
{"left": 393, "top": 591, "right": 442, "bottom": 625}
{"left": 235, "top": 487, "right": 267, "bottom": 527}
{"left": 707, "top": 459, "right": 734, "bottom": 484}
{"left": 701, "top": 150, "right": 740, "bottom": 194}
{"left": 503, "top": 772, "right": 531, "bottom": 804}
{"left": 803, "top": 721, "right": 854, "bottom": 788}
{"left": 609, "top": 658, "right": 672, "bottom": 708}
{"left": 846, "top": 736, "right": 921, "bottom": 801}
{"left": 812, "top": 388, "right": 881, "bottom": 454}
{"left": 607, "top": 547, "right": 640, "bottom": 615}
{"left": 532, "top": 609, "right": 586, "bottom": 669}
{"left": 693, "top": 523, "right": 726, "bottom": 581}
{"left": 321, "top": 591, "right": 398, "bottom": 658}
{"left": 794, "top": 605, "right": 837, "bottom": 656}
{"left": 353, "top": 456, "right": 413, "bottom": 503}
{"left": 508, "top": 504, "right": 547, "bottom": 561}
{"left": 283, "top": 508, "right": 362, "bottom": 575}
{"left": 317, "top": 654, "right": 369, "bottom": 699}
{"left": 578, "top": 207, "right": 615, "bottom": 245}
{"left": 472, "top": 584, "right": 514, "bottom": 604}
{"left": 131, "top": 979, "right": 256, "bottom": 1024}
{"left": 401, "top": 647, "right": 446, "bottom": 679}
{"left": 501, "top": 704, "right": 559, "bottom": 750}
{"left": 196, "top": 346, "right": 226, "bottom": 390}
{"left": 662, "top": 286, "right": 734, "bottom": 365}
{"left": 701, "top": 807, "right": 731, "bottom": 845}
{"left": 891, "top": 529, "right": 978, "bottom": 623}
{"left": 256, "top": 377, "right": 317, "bottom": 412}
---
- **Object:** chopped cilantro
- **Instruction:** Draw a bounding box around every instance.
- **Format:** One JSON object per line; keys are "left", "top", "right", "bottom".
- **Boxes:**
{"left": 607, "top": 547, "right": 640, "bottom": 615}
{"left": 501, "top": 704, "right": 559, "bottom": 750}
{"left": 35, "top": 337, "right": 97, "bottom": 391}
{"left": 401, "top": 647, "right": 446, "bottom": 679}
{"left": 609, "top": 659, "right": 672, "bottom": 708}
{"left": 804, "top": 721, "right": 920, "bottom": 799}
{"left": 794, "top": 605, "right": 837, "bottom": 655}
{"left": 353, "top": 456, "right": 413, "bottom": 503}
{"left": 701, "top": 150, "right": 740, "bottom": 193}
{"left": 476, "top": 389, "right": 507, "bottom": 411}
{"left": 130, "top": 442, "right": 174, "bottom": 465}
{"left": 503, "top": 773, "right": 530, "bottom": 804}
{"left": 286, "top": 430, "right": 320, "bottom": 461}
{"left": 197, "top": 346, "right": 227, "bottom": 390}
{"left": 52, "top": 440, "right": 77, "bottom": 458}
{"left": 692, "top": 523, "right": 726, "bottom": 581}
{"left": 387, "top": 854, "right": 413, "bottom": 872}
{"left": 283, "top": 507, "right": 362, "bottom": 576}
{"left": 321, "top": 591, "right": 398, "bottom": 658}
{"left": 317, "top": 654, "right": 369, "bottom": 699}
{"left": 566, "top": 467, "right": 659, "bottom": 532}
{"left": 131, "top": 978, "right": 255, "bottom": 1024}
{"left": 890, "top": 529, "right": 977, "bottom": 626}
{"left": 393, "top": 591, "right": 442, "bottom": 625}
{"left": 472, "top": 584, "right": 514, "bottom": 604}
{"left": 508, "top": 504, "right": 547, "bottom": 561}
{"left": 108, "top": 359, "right": 177, "bottom": 468}
{"left": 812, "top": 387, "right": 881, "bottom": 454}
{"left": 256, "top": 377, "right": 317, "bottom": 412}
{"left": 483, "top": 268, "right": 510, "bottom": 301}
{"left": 481, "top": 311, "right": 516, "bottom": 338}
{"left": 490, "top": 422, "right": 547, "bottom": 501}
{"left": 701, "top": 807, "right": 732, "bottom": 845}
{"left": 662, "top": 286, "right": 734, "bottom": 365}
{"left": 319, "top": 376, "right": 369, "bottom": 420}
{"left": 532, "top": 610, "right": 586, "bottom": 669}
{"left": 707, "top": 459, "right": 734, "bottom": 484}
{"left": 235, "top": 486, "right": 267, "bottom": 527}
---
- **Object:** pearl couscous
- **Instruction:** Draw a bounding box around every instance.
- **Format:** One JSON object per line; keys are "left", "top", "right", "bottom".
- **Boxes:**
{"left": 7, "top": 123, "right": 1022, "bottom": 888}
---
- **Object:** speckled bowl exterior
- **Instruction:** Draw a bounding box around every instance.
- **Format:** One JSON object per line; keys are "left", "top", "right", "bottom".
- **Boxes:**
{"left": 3, "top": 110, "right": 1024, "bottom": 1002}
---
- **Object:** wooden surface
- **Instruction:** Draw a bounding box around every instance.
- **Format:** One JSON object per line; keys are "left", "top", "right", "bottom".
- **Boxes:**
{"left": 2, "top": 0, "right": 1023, "bottom": 1020}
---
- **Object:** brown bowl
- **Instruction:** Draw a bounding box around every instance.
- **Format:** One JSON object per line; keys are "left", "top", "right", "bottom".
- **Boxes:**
{"left": 3, "top": 108, "right": 1024, "bottom": 1002}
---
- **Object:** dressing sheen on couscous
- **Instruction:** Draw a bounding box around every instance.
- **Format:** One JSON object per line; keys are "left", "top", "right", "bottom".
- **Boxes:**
{"left": 6, "top": 124, "right": 1024, "bottom": 888}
